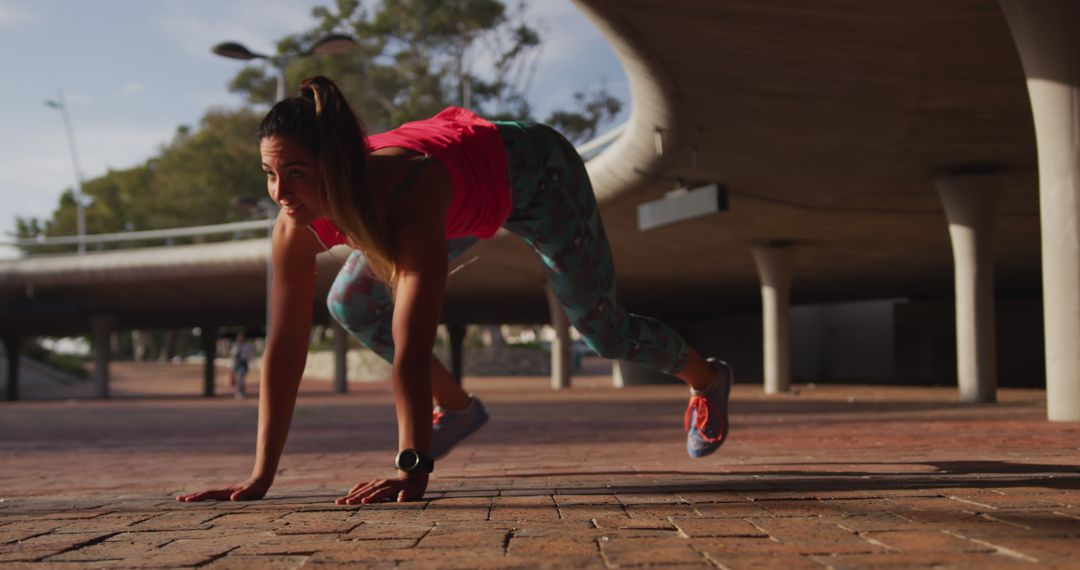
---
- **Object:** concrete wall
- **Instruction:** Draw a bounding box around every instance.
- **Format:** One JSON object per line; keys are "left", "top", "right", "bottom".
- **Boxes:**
{"left": 792, "top": 300, "right": 898, "bottom": 383}
{"left": 894, "top": 299, "right": 1044, "bottom": 387}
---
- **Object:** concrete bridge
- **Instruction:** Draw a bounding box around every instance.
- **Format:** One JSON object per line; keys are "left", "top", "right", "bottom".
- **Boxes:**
{"left": 2, "top": 0, "right": 1078, "bottom": 421}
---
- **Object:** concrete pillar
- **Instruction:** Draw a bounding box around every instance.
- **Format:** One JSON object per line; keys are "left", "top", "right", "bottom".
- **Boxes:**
{"left": 332, "top": 320, "right": 348, "bottom": 394}
{"left": 936, "top": 174, "right": 1000, "bottom": 403}
{"left": 201, "top": 326, "right": 218, "bottom": 397}
{"left": 91, "top": 315, "right": 115, "bottom": 399}
{"left": 447, "top": 322, "right": 466, "bottom": 385}
{"left": 545, "top": 285, "right": 572, "bottom": 390}
{"left": 999, "top": 0, "right": 1080, "bottom": 421}
{"left": 752, "top": 242, "right": 795, "bottom": 394}
{"left": 4, "top": 336, "right": 21, "bottom": 401}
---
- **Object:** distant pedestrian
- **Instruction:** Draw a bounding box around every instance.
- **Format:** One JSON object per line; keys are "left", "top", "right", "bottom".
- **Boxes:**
{"left": 178, "top": 75, "right": 733, "bottom": 505}
{"left": 229, "top": 333, "right": 254, "bottom": 399}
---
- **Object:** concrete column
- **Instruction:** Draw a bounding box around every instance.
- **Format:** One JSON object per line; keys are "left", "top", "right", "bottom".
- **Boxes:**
{"left": 545, "top": 285, "right": 572, "bottom": 390}
{"left": 999, "top": 0, "right": 1080, "bottom": 421}
{"left": 4, "top": 336, "right": 21, "bottom": 401}
{"left": 752, "top": 242, "right": 795, "bottom": 394}
{"left": 447, "top": 322, "right": 466, "bottom": 385}
{"left": 332, "top": 320, "right": 348, "bottom": 394}
{"left": 201, "top": 326, "right": 218, "bottom": 397}
{"left": 90, "top": 315, "right": 115, "bottom": 399}
{"left": 936, "top": 174, "right": 1000, "bottom": 403}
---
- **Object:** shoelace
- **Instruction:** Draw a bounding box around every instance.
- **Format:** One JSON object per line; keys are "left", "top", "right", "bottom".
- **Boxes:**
{"left": 684, "top": 395, "right": 724, "bottom": 443}
{"left": 432, "top": 409, "right": 446, "bottom": 427}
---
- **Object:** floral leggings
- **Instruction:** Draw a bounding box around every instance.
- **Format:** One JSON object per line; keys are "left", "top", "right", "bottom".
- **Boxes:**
{"left": 326, "top": 121, "right": 691, "bottom": 374}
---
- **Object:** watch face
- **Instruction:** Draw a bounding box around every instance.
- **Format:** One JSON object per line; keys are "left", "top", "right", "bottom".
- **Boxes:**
{"left": 398, "top": 450, "right": 419, "bottom": 470}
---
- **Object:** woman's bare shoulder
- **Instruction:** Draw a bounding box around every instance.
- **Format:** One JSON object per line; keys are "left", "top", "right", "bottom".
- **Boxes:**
{"left": 272, "top": 215, "right": 325, "bottom": 263}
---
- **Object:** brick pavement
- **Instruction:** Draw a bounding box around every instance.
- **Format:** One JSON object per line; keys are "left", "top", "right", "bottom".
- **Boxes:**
{"left": 1, "top": 363, "right": 1079, "bottom": 568}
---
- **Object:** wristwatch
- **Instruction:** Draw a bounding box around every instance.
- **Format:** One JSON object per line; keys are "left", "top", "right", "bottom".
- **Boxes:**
{"left": 394, "top": 449, "right": 434, "bottom": 474}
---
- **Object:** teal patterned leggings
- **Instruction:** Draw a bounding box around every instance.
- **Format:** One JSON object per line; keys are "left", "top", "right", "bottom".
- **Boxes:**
{"left": 327, "top": 121, "right": 691, "bottom": 374}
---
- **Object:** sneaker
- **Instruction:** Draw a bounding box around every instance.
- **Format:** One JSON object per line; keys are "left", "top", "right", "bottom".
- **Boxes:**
{"left": 432, "top": 396, "right": 490, "bottom": 460}
{"left": 684, "top": 358, "right": 733, "bottom": 458}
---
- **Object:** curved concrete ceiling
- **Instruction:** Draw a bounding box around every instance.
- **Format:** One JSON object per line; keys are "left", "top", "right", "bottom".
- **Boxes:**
{"left": 0, "top": 0, "right": 1043, "bottom": 335}
{"left": 444, "top": 0, "right": 1040, "bottom": 322}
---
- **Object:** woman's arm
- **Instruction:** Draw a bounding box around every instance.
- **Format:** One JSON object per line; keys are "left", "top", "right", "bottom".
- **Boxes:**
{"left": 178, "top": 217, "right": 322, "bottom": 501}
{"left": 337, "top": 161, "right": 451, "bottom": 505}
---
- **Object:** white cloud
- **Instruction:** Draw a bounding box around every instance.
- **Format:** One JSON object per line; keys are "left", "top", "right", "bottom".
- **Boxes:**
{"left": 115, "top": 82, "right": 146, "bottom": 99}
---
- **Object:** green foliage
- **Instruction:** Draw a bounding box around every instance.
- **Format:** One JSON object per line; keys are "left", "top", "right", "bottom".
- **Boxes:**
{"left": 545, "top": 85, "right": 623, "bottom": 144}
{"left": 24, "top": 340, "right": 89, "bottom": 381}
{"left": 16, "top": 109, "right": 265, "bottom": 254}
{"left": 227, "top": 0, "right": 614, "bottom": 135}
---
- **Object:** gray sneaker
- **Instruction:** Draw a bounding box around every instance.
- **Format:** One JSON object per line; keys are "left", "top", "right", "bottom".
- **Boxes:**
{"left": 685, "top": 359, "right": 733, "bottom": 458}
{"left": 432, "top": 396, "right": 490, "bottom": 460}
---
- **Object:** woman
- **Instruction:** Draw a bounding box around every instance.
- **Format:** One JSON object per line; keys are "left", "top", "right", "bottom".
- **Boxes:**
{"left": 178, "top": 76, "right": 732, "bottom": 506}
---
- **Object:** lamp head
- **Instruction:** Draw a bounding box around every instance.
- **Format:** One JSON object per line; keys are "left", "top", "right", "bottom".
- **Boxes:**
{"left": 310, "top": 33, "right": 356, "bottom": 55}
{"left": 212, "top": 41, "right": 262, "bottom": 60}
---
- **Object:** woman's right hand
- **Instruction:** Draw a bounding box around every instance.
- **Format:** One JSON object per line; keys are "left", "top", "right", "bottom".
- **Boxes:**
{"left": 175, "top": 477, "right": 271, "bottom": 502}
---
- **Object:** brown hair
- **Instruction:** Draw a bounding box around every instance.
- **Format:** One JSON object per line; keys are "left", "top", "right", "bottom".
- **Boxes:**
{"left": 257, "top": 76, "right": 397, "bottom": 287}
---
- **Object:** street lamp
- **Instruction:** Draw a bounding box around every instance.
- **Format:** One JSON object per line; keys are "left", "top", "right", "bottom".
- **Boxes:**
{"left": 212, "top": 33, "right": 357, "bottom": 101}
{"left": 44, "top": 90, "right": 87, "bottom": 255}
{"left": 214, "top": 33, "right": 356, "bottom": 339}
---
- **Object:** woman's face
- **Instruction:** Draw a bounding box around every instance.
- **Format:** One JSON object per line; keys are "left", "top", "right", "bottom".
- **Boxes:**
{"left": 259, "top": 135, "right": 325, "bottom": 224}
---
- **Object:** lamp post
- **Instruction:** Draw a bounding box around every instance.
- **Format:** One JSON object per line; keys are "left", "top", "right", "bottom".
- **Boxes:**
{"left": 45, "top": 91, "right": 86, "bottom": 255}
{"left": 213, "top": 33, "right": 356, "bottom": 339}
{"left": 212, "top": 33, "right": 357, "bottom": 101}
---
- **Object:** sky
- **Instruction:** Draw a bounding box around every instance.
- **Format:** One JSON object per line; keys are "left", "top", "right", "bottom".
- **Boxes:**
{"left": 0, "top": 0, "right": 628, "bottom": 259}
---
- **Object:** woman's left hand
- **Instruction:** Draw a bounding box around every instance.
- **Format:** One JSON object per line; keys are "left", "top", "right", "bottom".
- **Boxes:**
{"left": 336, "top": 472, "right": 428, "bottom": 505}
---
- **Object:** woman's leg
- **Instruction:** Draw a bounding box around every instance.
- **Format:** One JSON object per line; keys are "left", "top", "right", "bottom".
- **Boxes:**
{"left": 500, "top": 124, "right": 714, "bottom": 387}
{"left": 327, "top": 243, "right": 476, "bottom": 410}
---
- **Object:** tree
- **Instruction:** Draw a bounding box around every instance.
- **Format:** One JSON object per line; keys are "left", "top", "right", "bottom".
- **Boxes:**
{"left": 15, "top": 108, "right": 265, "bottom": 254}
{"left": 229, "top": 0, "right": 617, "bottom": 138}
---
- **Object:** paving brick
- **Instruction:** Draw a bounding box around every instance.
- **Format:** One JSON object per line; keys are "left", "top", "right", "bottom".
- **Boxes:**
{"left": 824, "top": 513, "right": 915, "bottom": 532}
{"left": 229, "top": 534, "right": 343, "bottom": 556}
{"left": 558, "top": 504, "right": 627, "bottom": 521}
{"left": 417, "top": 526, "right": 510, "bottom": 550}
{"left": 124, "top": 511, "right": 219, "bottom": 531}
{"left": 0, "top": 532, "right": 111, "bottom": 563}
{"left": 272, "top": 510, "right": 357, "bottom": 535}
{"left": 863, "top": 529, "right": 994, "bottom": 553}
{"left": 599, "top": 537, "right": 709, "bottom": 567}
{"left": 489, "top": 496, "right": 560, "bottom": 522}
{"left": 345, "top": 522, "right": 433, "bottom": 540}
{"left": 507, "top": 536, "right": 598, "bottom": 557}
{"left": 949, "top": 493, "right": 1068, "bottom": 511}
{"left": 747, "top": 518, "right": 884, "bottom": 555}
{"left": 592, "top": 517, "right": 678, "bottom": 531}
{"left": 809, "top": 552, "right": 1036, "bottom": 569}
{"left": 202, "top": 554, "right": 309, "bottom": 569}
{"left": 693, "top": 502, "right": 771, "bottom": 518}
{"left": 209, "top": 511, "right": 286, "bottom": 530}
{"left": 670, "top": 517, "right": 769, "bottom": 538}
{"left": 700, "top": 552, "right": 826, "bottom": 570}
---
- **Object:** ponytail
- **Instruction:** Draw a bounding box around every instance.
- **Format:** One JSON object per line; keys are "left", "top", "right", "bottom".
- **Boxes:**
{"left": 257, "top": 76, "right": 398, "bottom": 288}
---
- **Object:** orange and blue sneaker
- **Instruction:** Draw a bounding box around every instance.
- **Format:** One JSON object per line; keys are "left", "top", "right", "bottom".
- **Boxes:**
{"left": 432, "top": 396, "right": 490, "bottom": 460}
{"left": 685, "top": 358, "right": 733, "bottom": 458}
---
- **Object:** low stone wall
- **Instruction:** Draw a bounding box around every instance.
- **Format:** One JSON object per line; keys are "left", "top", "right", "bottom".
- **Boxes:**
{"left": 434, "top": 345, "right": 550, "bottom": 377}
{"left": 241, "top": 344, "right": 551, "bottom": 383}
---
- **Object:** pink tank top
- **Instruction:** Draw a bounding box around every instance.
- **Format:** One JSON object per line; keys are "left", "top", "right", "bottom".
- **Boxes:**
{"left": 309, "top": 107, "right": 511, "bottom": 248}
